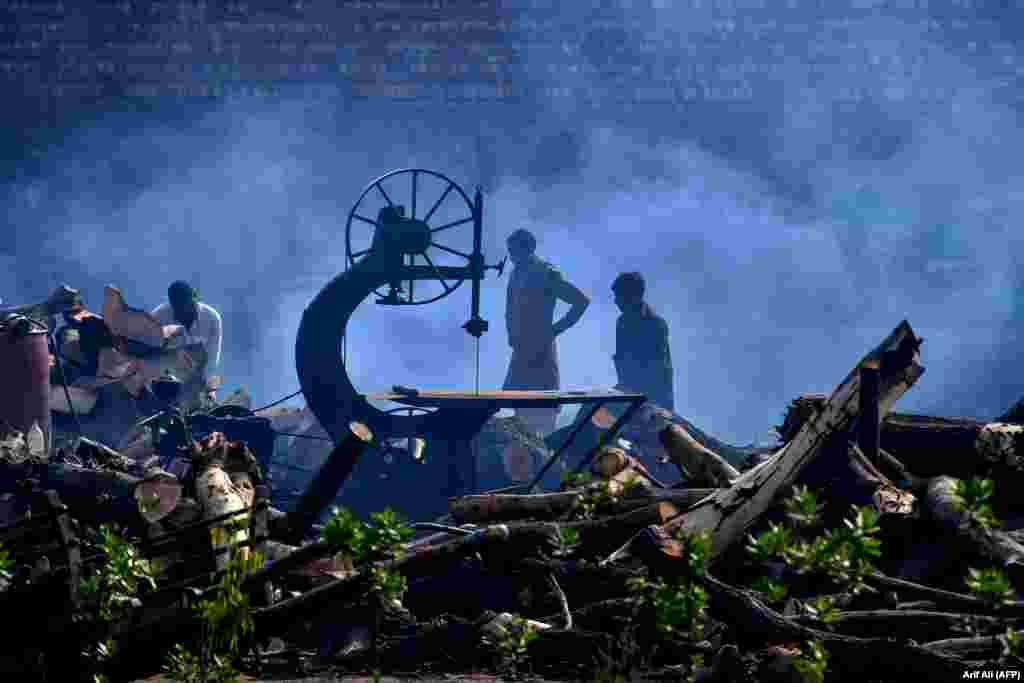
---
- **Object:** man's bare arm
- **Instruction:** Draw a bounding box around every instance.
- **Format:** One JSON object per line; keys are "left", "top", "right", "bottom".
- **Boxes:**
{"left": 551, "top": 279, "right": 590, "bottom": 336}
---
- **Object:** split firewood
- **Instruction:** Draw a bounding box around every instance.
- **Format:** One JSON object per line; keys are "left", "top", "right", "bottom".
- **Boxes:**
{"left": 924, "top": 475, "right": 1024, "bottom": 579}
{"left": 448, "top": 487, "right": 715, "bottom": 524}
{"left": 658, "top": 423, "right": 740, "bottom": 487}
{"left": 646, "top": 321, "right": 924, "bottom": 563}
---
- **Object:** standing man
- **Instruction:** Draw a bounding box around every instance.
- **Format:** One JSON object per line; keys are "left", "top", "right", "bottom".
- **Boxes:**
{"left": 503, "top": 229, "right": 590, "bottom": 437}
{"left": 151, "top": 280, "right": 223, "bottom": 409}
{"left": 611, "top": 272, "right": 674, "bottom": 412}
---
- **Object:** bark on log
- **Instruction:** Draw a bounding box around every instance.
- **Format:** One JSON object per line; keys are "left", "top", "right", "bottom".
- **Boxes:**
{"left": 448, "top": 487, "right": 715, "bottom": 523}
{"left": 790, "top": 609, "right": 1010, "bottom": 641}
{"left": 868, "top": 571, "right": 1024, "bottom": 616}
{"left": 780, "top": 396, "right": 991, "bottom": 479}
{"left": 922, "top": 632, "right": 1021, "bottom": 659}
{"left": 654, "top": 321, "right": 925, "bottom": 563}
{"left": 925, "top": 475, "right": 1024, "bottom": 579}
{"left": 287, "top": 421, "right": 373, "bottom": 543}
{"left": 659, "top": 423, "right": 740, "bottom": 487}
{"left": 702, "top": 573, "right": 968, "bottom": 680}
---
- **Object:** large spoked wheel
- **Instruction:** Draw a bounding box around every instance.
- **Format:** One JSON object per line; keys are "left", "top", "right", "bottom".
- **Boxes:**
{"left": 345, "top": 168, "right": 477, "bottom": 305}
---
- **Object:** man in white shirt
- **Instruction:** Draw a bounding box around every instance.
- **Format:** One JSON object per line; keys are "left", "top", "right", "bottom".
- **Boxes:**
{"left": 151, "top": 280, "right": 223, "bottom": 407}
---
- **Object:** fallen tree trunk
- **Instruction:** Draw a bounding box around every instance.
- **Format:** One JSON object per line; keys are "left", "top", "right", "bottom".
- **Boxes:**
{"left": 659, "top": 423, "right": 740, "bottom": 487}
{"left": 448, "top": 487, "right": 715, "bottom": 523}
{"left": 653, "top": 321, "right": 925, "bottom": 562}
{"left": 702, "top": 573, "right": 968, "bottom": 681}
{"left": 780, "top": 396, "right": 993, "bottom": 479}
{"left": 790, "top": 608, "right": 1011, "bottom": 641}
{"left": 925, "top": 475, "right": 1024, "bottom": 580}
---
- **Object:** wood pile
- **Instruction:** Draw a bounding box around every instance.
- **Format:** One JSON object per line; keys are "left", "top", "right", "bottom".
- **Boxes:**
{"left": 3, "top": 319, "right": 1024, "bottom": 681}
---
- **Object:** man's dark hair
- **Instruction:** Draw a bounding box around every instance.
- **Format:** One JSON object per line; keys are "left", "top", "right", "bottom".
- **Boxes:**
{"left": 168, "top": 280, "right": 197, "bottom": 305}
{"left": 507, "top": 228, "right": 537, "bottom": 252}
{"left": 611, "top": 272, "right": 645, "bottom": 298}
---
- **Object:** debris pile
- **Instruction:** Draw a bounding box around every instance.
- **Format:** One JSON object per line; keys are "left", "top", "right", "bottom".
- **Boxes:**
{"left": 2, "top": 320, "right": 1024, "bottom": 681}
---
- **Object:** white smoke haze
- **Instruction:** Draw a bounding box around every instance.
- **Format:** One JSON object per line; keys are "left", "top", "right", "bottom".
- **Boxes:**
{"left": 3, "top": 5, "right": 1024, "bottom": 448}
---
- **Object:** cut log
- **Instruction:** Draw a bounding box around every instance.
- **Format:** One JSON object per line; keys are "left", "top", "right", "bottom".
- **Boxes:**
{"left": 651, "top": 321, "right": 924, "bottom": 563}
{"left": 286, "top": 421, "right": 373, "bottom": 543}
{"left": 790, "top": 609, "right": 1010, "bottom": 641}
{"left": 780, "top": 395, "right": 989, "bottom": 479}
{"left": 659, "top": 423, "right": 740, "bottom": 487}
{"left": 449, "top": 486, "right": 715, "bottom": 524}
{"left": 867, "top": 570, "right": 1024, "bottom": 616}
{"left": 922, "top": 631, "right": 1021, "bottom": 659}
{"left": 702, "top": 573, "right": 967, "bottom": 680}
{"left": 924, "top": 475, "right": 1024, "bottom": 580}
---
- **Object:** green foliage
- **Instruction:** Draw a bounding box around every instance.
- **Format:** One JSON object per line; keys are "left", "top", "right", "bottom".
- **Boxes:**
{"left": 162, "top": 643, "right": 238, "bottom": 683}
{"left": 618, "top": 476, "right": 644, "bottom": 498}
{"left": 801, "top": 595, "right": 840, "bottom": 625}
{"left": 321, "top": 506, "right": 365, "bottom": 557}
{"left": 163, "top": 548, "right": 263, "bottom": 683}
{"left": 783, "top": 505, "right": 882, "bottom": 594}
{"left": 952, "top": 477, "right": 1000, "bottom": 531}
{"left": 560, "top": 470, "right": 592, "bottom": 489}
{"left": 750, "top": 576, "right": 788, "bottom": 604}
{"left": 0, "top": 543, "right": 13, "bottom": 580}
{"left": 368, "top": 564, "right": 408, "bottom": 607}
{"left": 572, "top": 480, "right": 619, "bottom": 520}
{"left": 746, "top": 522, "right": 793, "bottom": 563}
{"left": 482, "top": 613, "right": 539, "bottom": 673}
{"left": 1003, "top": 628, "right": 1024, "bottom": 661}
{"left": 784, "top": 485, "right": 824, "bottom": 530}
{"left": 553, "top": 525, "right": 580, "bottom": 557}
{"left": 321, "top": 506, "right": 413, "bottom": 564}
{"left": 364, "top": 508, "right": 414, "bottom": 562}
{"left": 966, "top": 567, "right": 1015, "bottom": 608}
{"left": 320, "top": 506, "right": 412, "bottom": 607}
{"left": 792, "top": 640, "right": 829, "bottom": 683}
{"left": 626, "top": 530, "right": 712, "bottom": 640}
{"left": 79, "top": 525, "right": 157, "bottom": 620}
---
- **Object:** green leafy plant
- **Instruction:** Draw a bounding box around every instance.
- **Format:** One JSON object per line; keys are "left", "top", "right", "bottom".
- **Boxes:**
{"left": 782, "top": 505, "right": 882, "bottom": 594}
{"left": 552, "top": 525, "right": 580, "bottom": 557}
{"left": 482, "top": 613, "right": 539, "bottom": 674}
{"left": 952, "top": 477, "right": 1000, "bottom": 530}
{"left": 79, "top": 525, "right": 157, "bottom": 620}
{"left": 0, "top": 543, "right": 13, "bottom": 581}
{"left": 801, "top": 595, "right": 840, "bottom": 625}
{"left": 750, "top": 575, "right": 788, "bottom": 604}
{"left": 321, "top": 505, "right": 412, "bottom": 607}
{"left": 792, "top": 640, "right": 829, "bottom": 683}
{"left": 784, "top": 485, "right": 824, "bottom": 530}
{"left": 966, "top": 566, "right": 1015, "bottom": 608}
{"left": 560, "top": 470, "right": 592, "bottom": 489}
{"left": 572, "top": 480, "right": 619, "bottom": 520}
{"left": 163, "top": 547, "right": 264, "bottom": 683}
{"left": 1002, "top": 627, "right": 1024, "bottom": 661}
{"left": 746, "top": 522, "right": 793, "bottom": 563}
{"left": 626, "top": 529, "right": 711, "bottom": 640}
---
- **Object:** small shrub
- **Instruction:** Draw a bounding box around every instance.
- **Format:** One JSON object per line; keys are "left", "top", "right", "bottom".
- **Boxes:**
{"left": 966, "top": 567, "right": 1015, "bottom": 608}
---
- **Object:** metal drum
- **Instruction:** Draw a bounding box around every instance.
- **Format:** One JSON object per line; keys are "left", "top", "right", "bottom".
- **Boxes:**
{"left": 0, "top": 315, "right": 51, "bottom": 456}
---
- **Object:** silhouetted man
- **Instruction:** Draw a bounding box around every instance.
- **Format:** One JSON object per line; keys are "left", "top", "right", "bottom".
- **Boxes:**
{"left": 151, "top": 280, "right": 223, "bottom": 409}
{"left": 503, "top": 228, "right": 590, "bottom": 437}
{"left": 611, "top": 272, "right": 674, "bottom": 412}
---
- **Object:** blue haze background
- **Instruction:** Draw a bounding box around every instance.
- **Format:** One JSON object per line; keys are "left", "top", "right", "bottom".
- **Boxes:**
{"left": 1, "top": 1, "right": 1023, "bottom": 447}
